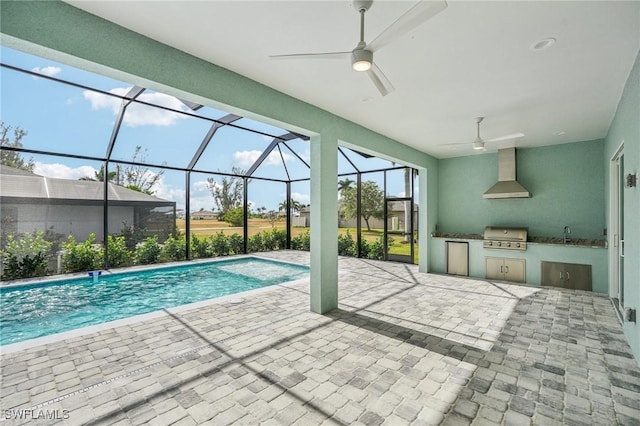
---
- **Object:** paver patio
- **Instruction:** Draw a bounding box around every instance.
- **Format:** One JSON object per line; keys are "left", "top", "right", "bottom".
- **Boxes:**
{"left": 1, "top": 251, "right": 639, "bottom": 425}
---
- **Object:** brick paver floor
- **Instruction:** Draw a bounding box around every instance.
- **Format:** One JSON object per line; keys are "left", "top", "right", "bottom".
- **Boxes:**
{"left": 1, "top": 251, "right": 639, "bottom": 425}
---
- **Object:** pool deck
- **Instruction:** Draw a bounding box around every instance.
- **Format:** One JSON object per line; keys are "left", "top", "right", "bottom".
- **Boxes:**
{"left": 1, "top": 251, "right": 639, "bottom": 425}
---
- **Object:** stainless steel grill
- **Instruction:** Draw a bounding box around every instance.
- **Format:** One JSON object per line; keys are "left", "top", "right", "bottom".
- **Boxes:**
{"left": 483, "top": 226, "right": 528, "bottom": 251}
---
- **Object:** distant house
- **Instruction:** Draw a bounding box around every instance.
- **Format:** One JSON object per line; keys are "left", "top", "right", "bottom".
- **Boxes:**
{"left": 0, "top": 164, "right": 176, "bottom": 243}
{"left": 191, "top": 210, "right": 218, "bottom": 220}
{"left": 299, "top": 201, "right": 418, "bottom": 230}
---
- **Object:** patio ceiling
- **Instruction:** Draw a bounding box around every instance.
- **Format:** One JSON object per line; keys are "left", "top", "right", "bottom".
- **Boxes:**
{"left": 65, "top": 1, "right": 640, "bottom": 159}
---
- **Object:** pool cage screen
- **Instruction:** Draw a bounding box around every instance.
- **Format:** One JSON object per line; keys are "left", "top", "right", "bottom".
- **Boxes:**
{"left": 0, "top": 49, "right": 416, "bottom": 279}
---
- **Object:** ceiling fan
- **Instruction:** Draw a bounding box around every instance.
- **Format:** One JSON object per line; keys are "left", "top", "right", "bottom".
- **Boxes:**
{"left": 270, "top": 0, "right": 448, "bottom": 96}
{"left": 441, "top": 117, "right": 525, "bottom": 151}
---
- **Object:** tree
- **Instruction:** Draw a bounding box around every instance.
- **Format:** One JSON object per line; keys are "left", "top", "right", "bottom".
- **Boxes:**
{"left": 338, "top": 178, "right": 355, "bottom": 193}
{"left": 79, "top": 165, "right": 117, "bottom": 182}
{"left": 265, "top": 210, "right": 279, "bottom": 227}
{"left": 77, "top": 148, "right": 162, "bottom": 196}
{"left": 207, "top": 167, "right": 244, "bottom": 220}
{"left": 0, "top": 121, "right": 34, "bottom": 172}
{"left": 223, "top": 206, "right": 244, "bottom": 227}
{"left": 121, "top": 146, "right": 164, "bottom": 195}
{"left": 340, "top": 180, "right": 384, "bottom": 231}
{"left": 278, "top": 199, "right": 303, "bottom": 214}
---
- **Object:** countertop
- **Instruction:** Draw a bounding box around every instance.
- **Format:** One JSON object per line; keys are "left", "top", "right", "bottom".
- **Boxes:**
{"left": 431, "top": 233, "right": 607, "bottom": 248}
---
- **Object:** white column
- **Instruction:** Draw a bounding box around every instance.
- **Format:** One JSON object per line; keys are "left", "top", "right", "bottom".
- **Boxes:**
{"left": 310, "top": 133, "right": 338, "bottom": 313}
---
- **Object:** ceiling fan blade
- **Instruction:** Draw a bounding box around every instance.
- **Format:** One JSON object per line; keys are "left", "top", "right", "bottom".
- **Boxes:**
{"left": 368, "top": 0, "right": 448, "bottom": 52}
{"left": 269, "top": 52, "right": 351, "bottom": 59}
{"left": 367, "top": 62, "right": 395, "bottom": 96}
{"left": 269, "top": 52, "right": 350, "bottom": 60}
{"left": 486, "top": 132, "right": 525, "bottom": 143}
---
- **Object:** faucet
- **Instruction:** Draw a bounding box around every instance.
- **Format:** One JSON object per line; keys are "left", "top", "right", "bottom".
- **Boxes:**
{"left": 563, "top": 226, "right": 571, "bottom": 244}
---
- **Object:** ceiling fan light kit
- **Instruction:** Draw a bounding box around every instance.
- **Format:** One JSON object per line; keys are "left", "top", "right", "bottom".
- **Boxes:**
{"left": 351, "top": 46, "right": 373, "bottom": 71}
{"left": 473, "top": 140, "right": 485, "bottom": 150}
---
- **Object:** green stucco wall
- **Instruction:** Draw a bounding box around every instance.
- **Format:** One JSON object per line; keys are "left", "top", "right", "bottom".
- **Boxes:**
{"left": 438, "top": 140, "right": 606, "bottom": 240}
{"left": 604, "top": 48, "right": 640, "bottom": 361}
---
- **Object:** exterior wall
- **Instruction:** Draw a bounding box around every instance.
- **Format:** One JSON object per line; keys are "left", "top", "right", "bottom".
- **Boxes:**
{"left": 9, "top": 203, "right": 132, "bottom": 242}
{"left": 438, "top": 139, "right": 605, "bottom": 240}
{"left": 604, "top": 49, "right": 640, "bottom": 362}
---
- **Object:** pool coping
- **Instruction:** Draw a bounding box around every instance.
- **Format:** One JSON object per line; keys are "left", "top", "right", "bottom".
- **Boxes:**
{"left": 0, "top": 254, "right": 310, "bottom": 354}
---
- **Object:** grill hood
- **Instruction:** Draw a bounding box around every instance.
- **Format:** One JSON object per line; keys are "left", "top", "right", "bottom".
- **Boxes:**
{"left": 483, "top": 148, "right": 530, "bottom": 199}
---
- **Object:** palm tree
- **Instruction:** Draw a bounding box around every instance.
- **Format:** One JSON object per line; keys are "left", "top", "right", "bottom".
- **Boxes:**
{"left": 79, "top": 165, "right": 117, "bottom": 182}
{"left": 338, "top": 178, "right": 355, "bottom": 193}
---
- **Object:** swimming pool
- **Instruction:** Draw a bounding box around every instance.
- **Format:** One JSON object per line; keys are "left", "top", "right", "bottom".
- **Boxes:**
{"left": 0, "top": 257, "right": 308, "bottom": 345}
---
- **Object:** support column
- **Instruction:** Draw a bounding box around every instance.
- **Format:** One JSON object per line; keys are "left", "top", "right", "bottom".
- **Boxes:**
{"left": 310, "top": 133, "right": 338, "bottom": 314}
{"left": 418, "top": 167, "right": 429, "bottom": 273}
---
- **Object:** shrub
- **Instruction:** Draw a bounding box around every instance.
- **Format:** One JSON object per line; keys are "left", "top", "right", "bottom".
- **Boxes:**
{"left": 358, "top": 239, "right": 370, "bottom": 259}
{"left": 61, "top": 233, "right": 103, "bottom": 273}
{"left": 211, "top": 232, "right": 231, "bottom": 256}
{"left": 223, "top": 206, "right": 244, "bottom": 227}
{"left": 1, "top": 231, "right": 52, "bottom": 279}
{"left": 191, "top": 234, "right": 213, "bottom": 258}
{"left": 228, "top": 233, "right": 244, "bottom": 255}
{"left": 120, "top": 222, "right": 146, "bottom": 251}
{"left": 263, "top": 228, "right": 286, "bottom": 251}
{"left": 291, "top": 230, "right": 310, "bottom": 251}
{"left": 274, "top": 229, "right": 287, "bottom": 249}
{"left": 134, "top": 236, "right": 162, "bottom": 265}
{"left": 367, "top": 235, "right": 386, "bottom": 260}
{"left": 107, "top": 235, "right": 131, "bottom": 268}
{"left": 338, "top": 231, "right": 357, "bottom": 257}
{"left": 248, "top": 232, "right": 263, "bottom": 253}
{"left": 162, "top": 234, "right": 186, "bottom": 261}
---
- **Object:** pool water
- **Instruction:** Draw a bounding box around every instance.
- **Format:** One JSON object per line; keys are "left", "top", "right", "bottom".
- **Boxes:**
{"left": 0, "top": 257, "right": 308, "bottom": 345}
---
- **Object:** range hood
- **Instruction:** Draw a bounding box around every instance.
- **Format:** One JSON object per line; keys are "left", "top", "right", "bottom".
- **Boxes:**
{"left": 483, "top": 148, "right": 530, "bottom": 199}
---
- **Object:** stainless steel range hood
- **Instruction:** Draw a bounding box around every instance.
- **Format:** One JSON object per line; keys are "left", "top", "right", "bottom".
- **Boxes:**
{"left": 483, "top": 148, "right": 530, "bottom": 199}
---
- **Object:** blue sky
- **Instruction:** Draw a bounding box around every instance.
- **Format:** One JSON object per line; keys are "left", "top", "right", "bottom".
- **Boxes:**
{"left": 1, "top": 46, "right": 415, "bottom": 211}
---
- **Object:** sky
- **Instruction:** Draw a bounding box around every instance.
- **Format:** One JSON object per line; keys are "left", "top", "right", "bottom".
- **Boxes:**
{"left": 1, "top": 46, "right": 415, "bottom": 212}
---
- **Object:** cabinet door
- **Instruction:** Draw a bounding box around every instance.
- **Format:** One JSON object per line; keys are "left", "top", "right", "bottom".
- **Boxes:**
{"left": 504, "top": 259, "right": 526, "bottom": 283}
{"left": 541, "top": 261, "right": 566, "bottom": 288}
{"left": 485, "top": 257, "right": 505, "bottom": 280}
{"left": 565, "top": 263, "right": 592, "bottom": 291}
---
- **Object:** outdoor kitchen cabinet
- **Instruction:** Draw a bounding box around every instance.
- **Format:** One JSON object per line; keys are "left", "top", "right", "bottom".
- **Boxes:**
{"left": 541, "top": 261, "right": 592, "bottom": 291}
{"left": 446, "top": 241, "right": 469, "bottom": 276}
{"left": 486, "top": 257, "right": 526, "bottom": 283}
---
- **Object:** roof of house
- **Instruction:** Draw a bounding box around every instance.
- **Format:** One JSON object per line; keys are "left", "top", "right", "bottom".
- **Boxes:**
{"left": 0, "top": 164, "right": 173, "bottom": 204}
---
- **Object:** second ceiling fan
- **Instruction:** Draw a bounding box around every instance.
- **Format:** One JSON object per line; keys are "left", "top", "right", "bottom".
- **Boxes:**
{"left": 441, "top": 117, "right": 525, "bottom": 152}
{"left": 270, "top": 0, "right": 448, "bottom": 96}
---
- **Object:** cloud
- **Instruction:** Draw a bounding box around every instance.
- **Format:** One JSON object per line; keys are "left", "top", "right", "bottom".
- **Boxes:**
{"left": 291, "top": 192, "right": 310, "bottom": 204}
{"left": 31, "top": 66, "right": 61, "bottom": 77}
{"left": 192, "top": 179, "right": 212, "bottom": 193}
{"left": 83, "top": 88, "right": 186, "bottom": 127}
{"left": 33, "top": 162, "right": 97, "bottom": 180}
{"left": 189, "top": 179, "right": 216, "bottom": 212}
{"left": 233, "top": 150, "right": 292, "bottom": 168}
{"left": 153, "top": 176, "right": 185, "bottom": 204}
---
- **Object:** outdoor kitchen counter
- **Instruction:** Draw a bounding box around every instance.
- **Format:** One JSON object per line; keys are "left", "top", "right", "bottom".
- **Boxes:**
{"left": 430, "top": 235, "right": 608, "bottom": 293}
{"left": 431, "top": 233, "right": 607, "bottom": 248}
